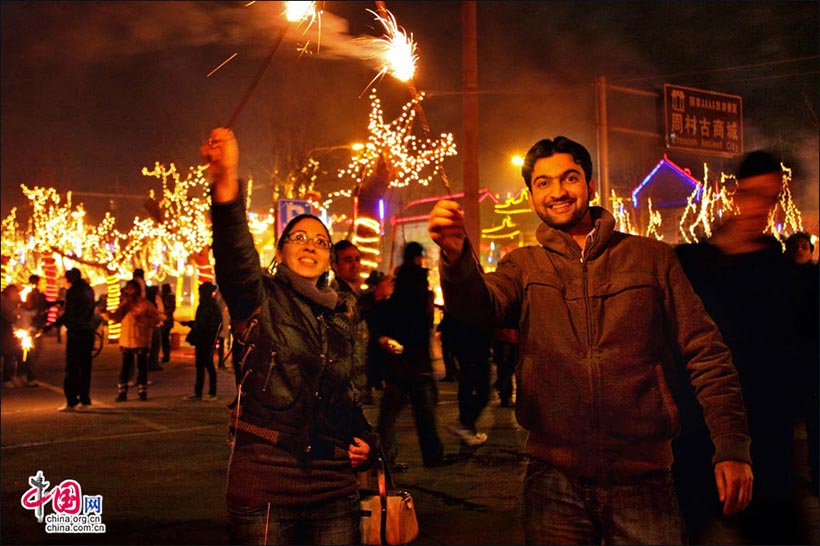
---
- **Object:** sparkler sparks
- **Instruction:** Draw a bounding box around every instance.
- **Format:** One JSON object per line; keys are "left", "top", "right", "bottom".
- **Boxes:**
{"left": 364, "top": 8, "right": 418, "bottom": 87}
{"left": 285, "top": 1, "right": 318, "bottom": 24}
{"left": 207, "top": 53, "right": 238, "bottom": 78}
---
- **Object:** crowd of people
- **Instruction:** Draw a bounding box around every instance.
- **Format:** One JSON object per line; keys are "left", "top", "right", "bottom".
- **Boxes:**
{"left": 0, "top": 127, "right": 816, "bottom": 546}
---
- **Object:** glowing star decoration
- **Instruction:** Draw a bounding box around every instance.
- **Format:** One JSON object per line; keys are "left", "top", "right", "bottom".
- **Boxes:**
{"left": 338, "top": 91, "right": 457, "bottom": 191}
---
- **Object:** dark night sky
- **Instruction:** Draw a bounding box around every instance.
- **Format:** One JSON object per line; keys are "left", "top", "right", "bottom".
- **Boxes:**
{"left": 2, "top": 1, "right": 818, "bottom": 227}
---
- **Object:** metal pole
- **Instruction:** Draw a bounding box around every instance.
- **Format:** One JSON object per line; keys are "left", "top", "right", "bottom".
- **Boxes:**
{"left": 595, "top": 76, "right": 611, "bottom": 207}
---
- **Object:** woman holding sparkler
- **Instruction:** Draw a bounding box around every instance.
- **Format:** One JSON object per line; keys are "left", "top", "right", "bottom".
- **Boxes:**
{"left": 201, "top": 127, "right": 377, "bottom": 545}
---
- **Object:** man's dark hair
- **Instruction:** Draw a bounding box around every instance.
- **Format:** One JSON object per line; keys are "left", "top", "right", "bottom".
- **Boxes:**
{"left": 29, "top": 274, "right": 40, "bottom": 284}
{"left": 133, "top": 268, "right": 145, "bottom": 279}
{"left": 403, "top": 242, "right": 424, "bottom": 264}
{"left": 332, "top": 239, "right": 358, "bottom": 263}
{"left": 737, "top": 150, "right": 781, "bottom": 180}
{"left": 521, "top": 137, "right": 593, "bottom": 190}
{"left": 65, "top": 268, "right": 82, "bottom": 283}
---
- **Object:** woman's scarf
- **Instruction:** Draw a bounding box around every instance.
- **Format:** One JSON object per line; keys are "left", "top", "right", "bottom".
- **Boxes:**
{"left": 275, "top": 263, "right": 338, "bottom": 310}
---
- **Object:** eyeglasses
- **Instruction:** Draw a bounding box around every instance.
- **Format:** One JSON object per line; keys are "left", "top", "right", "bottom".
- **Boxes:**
{"left": 284, "top": 231, "right": 332, "bottom": 250}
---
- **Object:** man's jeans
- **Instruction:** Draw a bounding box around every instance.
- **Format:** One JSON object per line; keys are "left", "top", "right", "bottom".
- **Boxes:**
{"left": 228, "top": 493, "right": 361, "bottom": 545}
{"left": 523, "top": 458, "right": 687, "bottom": 545}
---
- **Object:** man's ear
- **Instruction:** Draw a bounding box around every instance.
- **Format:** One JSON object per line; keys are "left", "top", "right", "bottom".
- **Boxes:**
{"left": 588, "top": 179, "right": 597, "bottom": 203}
{"left": 527, "top": 187, "right": 536, "bottom": 212}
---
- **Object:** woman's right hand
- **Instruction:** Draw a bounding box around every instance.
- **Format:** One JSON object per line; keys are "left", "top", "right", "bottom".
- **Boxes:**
{"left": 200, "top": 127, "right": 240, "bottom": 203}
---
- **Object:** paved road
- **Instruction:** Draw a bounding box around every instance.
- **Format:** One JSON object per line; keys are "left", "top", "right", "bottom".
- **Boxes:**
{"left": 1, "top": 332, "right": 529, "bottom": 545}
{"left": 2, "top": 332, "right": 817, "bottom": 545}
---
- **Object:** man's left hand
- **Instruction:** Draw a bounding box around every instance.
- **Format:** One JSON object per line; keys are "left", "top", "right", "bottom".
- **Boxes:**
{"left": 714, "top": 460, "right": 753, "bottom": 515}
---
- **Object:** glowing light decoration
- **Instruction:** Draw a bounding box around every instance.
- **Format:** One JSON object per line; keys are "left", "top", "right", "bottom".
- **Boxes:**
{"left": 337, "top": 91, "right": 457, "bottom": 191}
{"left": 2, "top": 160, "right": 215, "bottom": 329}
{"left": 482, "top": 216, "right": 521, "bottom": 240}
{"left": 679, "top": 165, "right": 739, "bottom": 243}
{"left": 645, "top": 199, "right": 663, "bottom": 241}
{"left": 106, "top": 274, "right": 121, "bottom": 341}
{"left": 610, "top": 190, "right": 639, "bottom": 236}
{"left": 351, "top": 216, "right": 382, "bottom": 276}
{"left": 765, "top": 163, "right": 804, "bottom": 245}
{"left": 138, "top": 162, "right": 213, "bottom": 279}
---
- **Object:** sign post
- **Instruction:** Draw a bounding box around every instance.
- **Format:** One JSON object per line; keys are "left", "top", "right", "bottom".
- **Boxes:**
{"left": 664, "top": 84, "right": 743, "bottom": 157}
{"left": 276, "top": 199, "right": 312, "bottom": 237}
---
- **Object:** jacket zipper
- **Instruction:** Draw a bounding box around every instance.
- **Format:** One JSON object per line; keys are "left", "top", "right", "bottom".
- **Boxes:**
{"left": 306, "top": 315, "right": 330, "bottom": 455}
{"left": 580, "top": 230, "right": 598, "bottom": 459}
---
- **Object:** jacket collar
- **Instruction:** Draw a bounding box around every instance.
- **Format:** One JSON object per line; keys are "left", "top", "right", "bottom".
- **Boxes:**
{"left": 535, "top": 206, "right": 616, "bottom": 261}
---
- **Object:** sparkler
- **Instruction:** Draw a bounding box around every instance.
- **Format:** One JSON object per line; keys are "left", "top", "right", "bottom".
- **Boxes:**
{"left": 225, "top": 2, "right": 320, "bottom": 128}
{"left": 14, "top": 329, "right": 33, "bottom": 362}
{"left": 367, "top": 7, "right": 417, "bottom": 84}
{"left": 369, "top": 3, "right": 452, "bottom": 192}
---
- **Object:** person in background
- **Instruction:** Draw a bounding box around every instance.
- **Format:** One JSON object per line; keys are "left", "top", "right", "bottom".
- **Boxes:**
{"left": 374, "top": 241, "right": 455, "bottom": 470}
{"left": 429, "top": 135, "right": 752, "bottom": 545}
{"left": 330, "top": 240, "right": 370, "bottom": 402}
{"left": 160, "top": 283, "right": 176, "bottom": 363}
{"left": 183, "top": 282, "right": 222, "bottom": 402}
{"left": 55, "top": 268, "right": 96, "bottom": 411}
{"left": 106, "top": 279, "right": 161, "bottom": 402}
{"left": 132, "top": 268, "right": 147, "bottom": 297}
{"left": 784, "top": 231, "right": 819, "bottom": 496}
{"left": 435, "top": 310, "right": 459, "bottom": 383}
{"left": 491, "top": 327, "right": 518, "bottom": 408}
{"left": 54, "top": 285, "right": 67, "bottom": 343}
{"left": 358, "top": 270, "right": 394, "bottom": 405}
{"left": 439, "top": 309, "right": 491, "bottom": 446}
{"left": 17, "top": 274, "right": 48, "bottom": 387}
{"left": 1, "top": 284, "right": 22, "bottom": 389}
{"left": 145, "top": 284, "right": 165, "bottom": 372}
{"left": 202, "top": 127, "right": 376, "bottom": 545}
{"left": 674, "top": 150, "right": 802, "bottom": 544}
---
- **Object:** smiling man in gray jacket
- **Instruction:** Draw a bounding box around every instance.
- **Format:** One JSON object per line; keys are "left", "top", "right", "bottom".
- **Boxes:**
{"left": 428, "top": 136, "right": 752, "bottom": 545}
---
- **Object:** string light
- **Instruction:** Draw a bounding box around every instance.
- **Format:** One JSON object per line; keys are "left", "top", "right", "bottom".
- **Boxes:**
{"left": 337, "top": 90, "right": 457, "bottom": 193}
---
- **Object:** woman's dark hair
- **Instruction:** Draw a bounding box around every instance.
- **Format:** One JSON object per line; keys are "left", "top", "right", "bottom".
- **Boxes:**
{"left": 521, "top": 136, "right": 593, "bottom": 190}
{"left": 276, "top": 213, "right": 332, "bottom": 252}
{"left": 124, "top": 279, "right": 141, "bottom": 297}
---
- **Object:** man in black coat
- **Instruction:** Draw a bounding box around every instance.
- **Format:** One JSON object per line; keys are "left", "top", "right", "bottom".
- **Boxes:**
{"left": 55, "top": 268, "right": 96, "bottom": 411}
